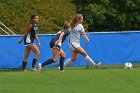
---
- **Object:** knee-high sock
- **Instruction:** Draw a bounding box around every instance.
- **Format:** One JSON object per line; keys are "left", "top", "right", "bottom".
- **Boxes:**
{"left": 60, "top": 56, "right": 65, "bottom": 70}
{"left": 42, "top": 58, "right": 54, "bottom": 67}
{"left": 64, "top": 58, "right": 72, "bottom": 67}
{"left": 22, "top": 61, "right": 27, "bottom": 70}
{"left": 32, "top": 58, "right": 37, "bottom": 68}
{"left": 84, "top": 55, "right": 95, "bottom": 65}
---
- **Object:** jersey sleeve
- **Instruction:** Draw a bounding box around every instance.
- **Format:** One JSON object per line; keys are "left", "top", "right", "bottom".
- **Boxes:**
{"left": 79, "top": 24, "right": 85, "bottom": 33}
{"left": 62, "top": 30, "right": 69, "bottom": 35}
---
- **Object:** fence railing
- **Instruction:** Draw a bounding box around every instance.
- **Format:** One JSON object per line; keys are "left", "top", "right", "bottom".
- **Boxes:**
{"left": 0, "top": 21, "right": 16, "bottom": 35}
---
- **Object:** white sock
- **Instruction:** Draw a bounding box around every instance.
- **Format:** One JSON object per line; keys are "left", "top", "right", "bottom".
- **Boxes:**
{"left": 64, "top": 58, "right": 72, "bottom": 67}
{"left": 85, "top": 55, "right": 95, "bottom": 65}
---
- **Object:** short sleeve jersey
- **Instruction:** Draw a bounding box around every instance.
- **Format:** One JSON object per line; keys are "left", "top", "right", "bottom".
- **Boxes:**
{"left": 69, "top": 24, "right": 85, "bottom": 44}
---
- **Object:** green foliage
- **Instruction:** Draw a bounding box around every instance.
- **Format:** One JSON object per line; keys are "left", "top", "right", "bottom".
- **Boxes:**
{"left": 71, "top": 0, "right": 140, "bottom": 32}
{"left": 1, "top": 0, "right": 139, "bottom": 33}
{"left": 0, "top": 0, "right": 76, "bottom": 34}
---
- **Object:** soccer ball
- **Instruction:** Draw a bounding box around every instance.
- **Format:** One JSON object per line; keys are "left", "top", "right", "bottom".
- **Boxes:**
{"left": 124, "top": 62, "right": 132, "bottom": 69}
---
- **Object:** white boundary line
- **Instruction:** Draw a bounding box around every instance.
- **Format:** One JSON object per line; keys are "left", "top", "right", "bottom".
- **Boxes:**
{"left": 0, "top": 31, "right": 140, "bottom": 37}
{"left": 87, "top": 31, "right": 140, "bottom": 34}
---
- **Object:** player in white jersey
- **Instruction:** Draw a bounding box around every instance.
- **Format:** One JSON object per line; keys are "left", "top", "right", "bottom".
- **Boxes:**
{"left": 64, "top": 14, "right": 101, "bottom": 68}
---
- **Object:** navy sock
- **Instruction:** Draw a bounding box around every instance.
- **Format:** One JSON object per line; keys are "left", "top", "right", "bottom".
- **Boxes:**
{"left": 32, "top": 58, "right": 37, "bottom": 68}
{"left": 22, "top": 61, "right": 27, "bottom": 70}
{"left": 60, "top": 56, "right": 65, "bottom": 70}
{"left": 42, "top": 58, "right": 54, "bottom": 67}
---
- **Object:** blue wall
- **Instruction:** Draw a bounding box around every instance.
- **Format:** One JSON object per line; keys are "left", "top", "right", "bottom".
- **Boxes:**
{"left": 0, "top": 32, "right": 140, "bottom": 68}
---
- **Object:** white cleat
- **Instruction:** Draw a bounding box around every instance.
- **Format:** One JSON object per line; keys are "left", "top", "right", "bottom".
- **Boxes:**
{"left": 58, "top": 66, "right": 60, "bottom": 70}
{"left": 38, "top": 63, "right": 42, "bottom": 72}
{"left": 95, "top": 62, "right": 101, "bottom": 69}
{"left": 97, "top": 62, "right": 101, "bottom": 65}
{"left": 58, "top": 66, "right": 65, "bottom": 72}
{"left": 60, "top": 70, "right": 65, "bottom": 72}
{"left": 31, "top": 68, "right": 38, "bottom": 72}
{"left": 22, "top": 69, "right": 27, "bottom": 72}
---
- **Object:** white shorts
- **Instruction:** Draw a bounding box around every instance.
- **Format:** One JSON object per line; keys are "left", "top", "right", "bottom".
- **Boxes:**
{"left": 69, "top": 42, "right": 80, "bottom": 50}
{"left": 25, "top": 43, "right": 35, "bottom": 47}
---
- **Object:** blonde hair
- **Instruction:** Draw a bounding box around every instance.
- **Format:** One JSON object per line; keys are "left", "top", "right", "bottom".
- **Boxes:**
{"left": 70, "top": 14, "right": 83, "bottom": 28}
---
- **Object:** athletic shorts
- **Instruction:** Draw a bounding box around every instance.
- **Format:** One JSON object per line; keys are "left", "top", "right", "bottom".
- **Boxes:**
{"left": 25, "top": 43, "right": 35, "bottom": 47}
{"left": 50, "top": 39, "right": 61, "bottom": 51}
{"left": 69, "top": 42, "right": 80, "bottom": 50}
{"left": 24, "top": 36, "right": 35, "bottom": 47}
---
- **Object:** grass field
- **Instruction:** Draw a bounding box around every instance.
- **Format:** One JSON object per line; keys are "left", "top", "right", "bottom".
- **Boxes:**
{"left": 0, "top": 67, "right": 140, "bottom": 93}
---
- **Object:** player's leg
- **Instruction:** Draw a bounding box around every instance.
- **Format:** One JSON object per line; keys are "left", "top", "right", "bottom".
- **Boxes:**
{"left": 75, "top": 46, "right": 96, "bottom": 65}
{"left": 42, "top": 48, "right": 60, "bottom": 66}
{"left": 38, "top": 48, "right": 60, "bottom": 72}
{"left": 59, "top": 49, "right": 65, "bottom": 71}
{"left": 22, "top": 47, "right": 31, "bottom": 71}
{"left": 64, "top": 50, "right": 78, "bottom": 67}
{"left": 28, "top": 44, "right": 40, "bottom": 71}
{"left": 64, "top": 42, "right": 79, "bottom": 67}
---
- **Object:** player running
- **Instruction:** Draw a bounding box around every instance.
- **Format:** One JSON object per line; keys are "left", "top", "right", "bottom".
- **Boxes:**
{"left": 38, "top": 22, "right": 71, "bottom": 72}
{"left": 63, "top": 14, "right": 101, "bottom": 68}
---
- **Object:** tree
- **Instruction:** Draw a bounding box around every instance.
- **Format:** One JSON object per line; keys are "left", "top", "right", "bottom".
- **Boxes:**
{"left": 71, "top": 0, "right": 140, "bottom": 32}
{"left": 0, "top": 0, "right": 76, "bottom": 34}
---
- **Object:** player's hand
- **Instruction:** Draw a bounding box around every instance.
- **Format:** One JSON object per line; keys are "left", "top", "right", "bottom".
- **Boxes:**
{"left": 38, "top": 42, "right": 41, "bottom": 47}
{"left": 18, "top": 40, "right": 23, "bottom": 44}
{"left": 86, "top": 38, "right": 89, "bottom": 42}
{"left": 55, "top": 40, "right": 60, "bottom": 45}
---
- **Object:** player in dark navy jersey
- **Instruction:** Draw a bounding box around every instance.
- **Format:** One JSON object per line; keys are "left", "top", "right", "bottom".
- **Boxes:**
{"left": 18, "top": 15, "right": 40, "bottom": 72}
{"left": 38, "top": 22, "right": 71, "bottom": 72}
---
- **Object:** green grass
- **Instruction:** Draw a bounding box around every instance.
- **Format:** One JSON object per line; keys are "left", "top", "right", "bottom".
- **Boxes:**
{"left": 0, "top": 68, "right": 140, "bottom": 93}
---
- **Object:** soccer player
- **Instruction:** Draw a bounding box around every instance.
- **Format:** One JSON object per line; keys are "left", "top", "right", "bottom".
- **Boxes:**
{"left": 64, "top": 14, "right": 101, "bottom": 68}
{"left": 18, "top": 15, "right": 40, "bottom": 72}
{"left": 38, "top": 22, "right": 71, "bottom": 72}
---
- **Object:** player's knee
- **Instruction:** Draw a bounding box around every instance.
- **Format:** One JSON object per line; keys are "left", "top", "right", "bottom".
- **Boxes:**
{"left": 60, "top": 51, "right": 65, "bottom": 57}
{"left": 61, "top": 53, "right": 66, "bottom": 58}
{"left": 53, "top": 58, "right": 58, "bottom": 62}
{"left": 71, "top": 58, "right": 76, "bottom": 62}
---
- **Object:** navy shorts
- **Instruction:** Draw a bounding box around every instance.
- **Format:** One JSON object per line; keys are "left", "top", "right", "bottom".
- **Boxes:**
{"left": 24, "top": 36, "right": 34, "bottom": 47}
{"left": 50, "top": 39, "right": 61, "bottom": 51}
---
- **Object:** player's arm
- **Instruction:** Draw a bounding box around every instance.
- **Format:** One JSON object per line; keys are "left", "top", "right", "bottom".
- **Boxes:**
{"left": 55, "top": 32, "right": 65, "bottom": 45}
{"left": 81, "top": 31, "right": 89, "bottom": 42}
{"left": 35, "top": 32, "right": 41, "bottom": 47}
{"left": 18, "top": 24, "right": 32, "bottom": 44}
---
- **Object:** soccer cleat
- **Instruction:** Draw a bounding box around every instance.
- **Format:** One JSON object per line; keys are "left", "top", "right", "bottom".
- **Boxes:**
{"left": 22, "top": 69, "right": 27, "bottom": 72}
{"left": 58, "top": 66, "right": 65, "bottom": 71}
{"left": 38, "top": 63, "right": 42, "bottom": 72}
{"left": 60, "top": 70, "right": 65, "bottom": 72}
{"left": 94, "top": 62, "right": 101, "bottom": 69}
{"left": 58, "top": 66, "right": 60, "bottom": 70}
{"left": 31, "top": 68, "right": 38, "bottom": 72}
{"left": 97, "top": 62, "right": 101, "bottom": 65}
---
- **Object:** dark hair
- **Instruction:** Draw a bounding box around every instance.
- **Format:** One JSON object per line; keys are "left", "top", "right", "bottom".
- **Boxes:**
{"left": 30, "top": 15, "right": 38, "bottom": 20}
{"left": 64, "top": 21, "right": 70, "bottom": 29}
